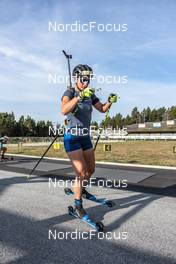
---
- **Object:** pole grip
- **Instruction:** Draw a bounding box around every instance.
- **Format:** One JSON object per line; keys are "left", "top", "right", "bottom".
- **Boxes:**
{"left": 62, "top": 50, "right": 68, "bottom": 57}
{"left": 62, "top": 50, "right": 72, "bottom": 59}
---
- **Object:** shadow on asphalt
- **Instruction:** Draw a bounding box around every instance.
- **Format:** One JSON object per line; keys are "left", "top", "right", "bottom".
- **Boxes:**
{"left": 0, "top": 206, "right": 175, "bottom": 264}
{"left": 0, "top": 174, "right": 175, "bottom": 263}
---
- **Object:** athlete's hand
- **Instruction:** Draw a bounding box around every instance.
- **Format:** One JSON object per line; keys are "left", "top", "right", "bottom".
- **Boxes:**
{"left": 79, "top": 87, "right": 95, "bottom": 99}
{"left": 108, "top": 93, "right": 119, "bottom": 103}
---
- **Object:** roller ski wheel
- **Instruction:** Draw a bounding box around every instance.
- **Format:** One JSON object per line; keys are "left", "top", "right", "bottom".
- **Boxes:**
{"left": 65, "top": 188, "right": 74, "bottom": 196}
{"left": 68, "top": 205, "right": 74, "bottom": 215}
{"left": 105, "top": 200, "right": 115, "bottom": 208}
{"left": 68, "top": 205, "right": 87, "bottom": 219}
{"left": 96, "top": 221, "right": 104, "bottom": 232}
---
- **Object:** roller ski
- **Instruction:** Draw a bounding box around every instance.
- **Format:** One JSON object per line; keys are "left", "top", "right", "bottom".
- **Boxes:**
{"left": 68, "top": 199, "right": 104, "bottom": 232}
{"left": 65, "top": 187, "right": 115, "bottom": 208}
{"left": 1, "top": 157, "right": 14, "bottom": 162}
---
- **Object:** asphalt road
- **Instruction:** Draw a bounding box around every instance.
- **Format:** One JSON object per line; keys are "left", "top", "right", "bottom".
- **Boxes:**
{"left": 0, "top": 164, "right": 176, "bottom": 264}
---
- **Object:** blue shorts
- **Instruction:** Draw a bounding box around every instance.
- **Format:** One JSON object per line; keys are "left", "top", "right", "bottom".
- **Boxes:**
{"left": 64, "top": 133, "right": 93, "bottom": 153}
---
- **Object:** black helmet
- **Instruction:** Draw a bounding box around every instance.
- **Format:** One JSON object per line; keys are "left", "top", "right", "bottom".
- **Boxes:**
{"left": 72, "top": 64, "right": 93, "bottom": 79}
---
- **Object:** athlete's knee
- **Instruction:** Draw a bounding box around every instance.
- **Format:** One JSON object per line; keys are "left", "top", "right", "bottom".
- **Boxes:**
{"left": 3, "top": 147, "right": 7, "bottom": 152}
{"left": 76, "top": 169, "right": 89, "bottom": 180}
{"left": 87, "top": 167, "right": 95, "bottom": 178}
{"left": 83, "top": 171, "right": 93, "bottom": 181}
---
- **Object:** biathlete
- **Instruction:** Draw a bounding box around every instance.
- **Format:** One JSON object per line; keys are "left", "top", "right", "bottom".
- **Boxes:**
{"left": 0, "top": 136, "right": 9, "bottom": 161}
{"left": 61, "top": 64, "right": 117, "bottom": 218}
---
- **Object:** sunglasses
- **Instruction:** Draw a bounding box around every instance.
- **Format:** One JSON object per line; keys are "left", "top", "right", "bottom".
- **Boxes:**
{"left": 80, "top": 75, "right": 90, "bottom": 84}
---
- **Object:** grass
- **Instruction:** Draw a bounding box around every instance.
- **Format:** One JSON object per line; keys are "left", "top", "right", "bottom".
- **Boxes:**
{"left": 8, "top": 140, "right": 176, "bottom": 167}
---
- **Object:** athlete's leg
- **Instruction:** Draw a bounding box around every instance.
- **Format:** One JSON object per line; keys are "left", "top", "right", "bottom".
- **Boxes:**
{"left": 83, "top": 148, "right": 95, "bottom": 179}
{"left": 67, "top": 148, "right": 89, "bottom": 200}
{"left": 81, "top": 148, "right": 95, "bottom": 197}
{"left": 1, "top": 147, "right": 7, "bottom": 159}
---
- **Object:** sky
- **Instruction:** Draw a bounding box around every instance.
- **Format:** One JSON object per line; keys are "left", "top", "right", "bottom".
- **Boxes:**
{"left": 0, "top": 0, "right": 176, "bottom": 124}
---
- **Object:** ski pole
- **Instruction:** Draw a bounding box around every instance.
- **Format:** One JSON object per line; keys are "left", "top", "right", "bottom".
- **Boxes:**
{"left": 28, "top": 50, "right": 73, "bottom": 178}
{"left": 27, "top": 135, "right": 59, "bottom": 178}
{"left": 94, "top": 93, "right": 120, "bottom": 151}
{"left": 62, "top": 50, "right": 72, "bottom": 89}
{"left": 93, "top": 107, "right": 111, "bottom": 151}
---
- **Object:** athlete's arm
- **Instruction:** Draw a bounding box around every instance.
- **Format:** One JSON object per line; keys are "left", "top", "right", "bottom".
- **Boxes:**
{"left": 93, "top": 101, "right": 112, "bottom": 113}
{"left": 61, "top": 96, "right": 79, "bottom": 115}
{"left": 93, "top": 93, "right": 118, "bottom": 112}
